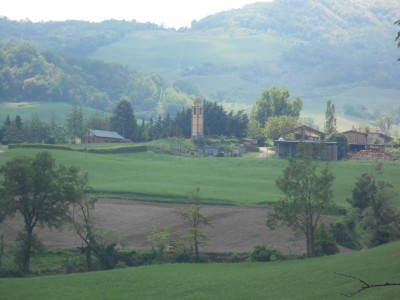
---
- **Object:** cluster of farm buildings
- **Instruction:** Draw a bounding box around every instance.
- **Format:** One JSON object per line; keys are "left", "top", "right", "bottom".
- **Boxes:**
{"left": 82, "top": 99, "right": 393, "bottom": 161}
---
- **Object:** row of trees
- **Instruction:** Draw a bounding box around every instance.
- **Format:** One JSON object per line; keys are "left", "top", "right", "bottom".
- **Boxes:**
{"left": 0, "top": 97, "right": 250, "bottom": 145}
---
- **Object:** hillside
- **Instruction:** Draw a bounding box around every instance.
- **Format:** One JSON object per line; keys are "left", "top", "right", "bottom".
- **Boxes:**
{"left": 0, "top": 0, "right": 399, "bottom": 126}
{"left": 89, "top": 0, "right": 400, "bottom": 120}
{"left": 1, "top": 242, "right": 399, "bottom": 299}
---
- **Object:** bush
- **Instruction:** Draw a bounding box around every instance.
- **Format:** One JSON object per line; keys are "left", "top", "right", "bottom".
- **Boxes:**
{"left": 315, "top": 223, "right": 339, "bottom": 256}
{"left": 250, "top": 245, "right": 284, "bottom": 262}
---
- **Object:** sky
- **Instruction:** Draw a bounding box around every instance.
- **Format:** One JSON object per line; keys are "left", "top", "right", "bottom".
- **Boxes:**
{"left": 1, "top": 0, "right": 272, "bottom": 29}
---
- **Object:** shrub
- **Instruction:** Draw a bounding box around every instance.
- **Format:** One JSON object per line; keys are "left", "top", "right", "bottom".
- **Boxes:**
{"left": 315, "top": 223, "right": 339, "bottom": 256}
{"left": 250, "top": 245, "right": 284, "bottom": 262}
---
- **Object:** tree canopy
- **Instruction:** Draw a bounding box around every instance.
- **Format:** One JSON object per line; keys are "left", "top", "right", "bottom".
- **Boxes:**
{"left": 251, "top": 87, "right": 302, "bottom": 127}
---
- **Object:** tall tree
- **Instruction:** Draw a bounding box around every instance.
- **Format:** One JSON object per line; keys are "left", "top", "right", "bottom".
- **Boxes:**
{"left": 264, "top": 115, "right": 298, "bottom": 140}
{"left": 180, "top": 188, "right": 211, "bottom": 262}
{"left": 251, "top": 87, "right": 302, "bottom": 127}
{"left": 376, "top": 114, "right": 393, "bottom": 135}
{"left": 267, "top": 143, "right": 335, "bottom": 257}
{"left": 110, "top": 97, "right": 136, "bottom": 140}
{"left": 66, "top": 105, "right": 84, "bottom": 143}
{"left": 0, "top": 151, "right": 84, "bottom": 273}
{"left": 324, "top": 100, "right": 337, "bottom": 135}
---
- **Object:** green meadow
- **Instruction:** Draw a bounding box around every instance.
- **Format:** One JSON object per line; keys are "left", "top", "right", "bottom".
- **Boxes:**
{"left": 1, "top": 242, "right": 399, "bottom": 299}
{"left": 90, "top": 29, "right": 293, "bottom": 78}
{"left": 0, "top": 147, "right": 399, "bottom": 207}
{"left": 0, "top": 102, "right": 103, "bottom": 123}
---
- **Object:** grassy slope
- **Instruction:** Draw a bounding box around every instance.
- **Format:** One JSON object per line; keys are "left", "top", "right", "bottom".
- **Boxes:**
{"left": 1, "top": 242, "right": 399, "bottom": 299}
{"left": 0, "top": 102, "right": 103, "bottom": 123}
{"left": 90, "top": 29, "right": 292, "bottom": 78}
{"left": 0, "top": 147, "right": 399, "bottom": 207}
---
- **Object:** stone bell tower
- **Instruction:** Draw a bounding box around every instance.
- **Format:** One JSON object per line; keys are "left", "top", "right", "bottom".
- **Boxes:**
{"left": 191, "top": 97, "right": 204, "bottom": 139}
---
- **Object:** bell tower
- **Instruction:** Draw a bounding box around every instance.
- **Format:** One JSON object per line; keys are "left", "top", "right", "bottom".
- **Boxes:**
{"left": 191, "top": 97, "right": 204, "bottom": 139}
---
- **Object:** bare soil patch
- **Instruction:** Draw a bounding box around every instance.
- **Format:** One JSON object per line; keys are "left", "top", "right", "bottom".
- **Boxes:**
{"left": 1, "top": 199, "right": 308, "bottom": 254}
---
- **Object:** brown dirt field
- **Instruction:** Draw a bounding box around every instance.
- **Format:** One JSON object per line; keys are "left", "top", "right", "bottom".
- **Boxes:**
{"left": 1, "top": 199, "right": 310, "bottom": 254}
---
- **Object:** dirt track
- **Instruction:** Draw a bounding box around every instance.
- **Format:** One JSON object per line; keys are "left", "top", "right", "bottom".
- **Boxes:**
{"left": 1, "top": 199, "right": 306, "bottom": 254}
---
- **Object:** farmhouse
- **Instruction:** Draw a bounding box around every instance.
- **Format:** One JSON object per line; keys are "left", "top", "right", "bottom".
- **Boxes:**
{"left": 82, "top": 129, "right": 129, "bottom": 144}
{"left": 342, "top": 127, "right": 393, "bottom": 152}
{"left": 274, "top": 125, "right": 337, "bottom": 161}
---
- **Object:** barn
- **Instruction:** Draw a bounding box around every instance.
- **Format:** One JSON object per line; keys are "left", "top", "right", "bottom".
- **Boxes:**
{"left": 82, "top": 129, "right": 129, "bottom": 144}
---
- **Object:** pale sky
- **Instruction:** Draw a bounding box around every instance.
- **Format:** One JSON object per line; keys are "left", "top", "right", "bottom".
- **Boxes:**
{"left": 1, "top": 0, "right": 272, "bottom": 29}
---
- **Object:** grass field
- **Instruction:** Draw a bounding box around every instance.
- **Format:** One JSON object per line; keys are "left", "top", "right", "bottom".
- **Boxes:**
{"left": 0, "top": 147, "right": 398, "bottom": 208}
{"left": 0, "top": 242, "right": 399, "bottom": 299}
{"left": 90, "top": 29, "right": 293, "bottom": 78}
{"left": 0, "top": 102, "right": 103, "bottom": 124}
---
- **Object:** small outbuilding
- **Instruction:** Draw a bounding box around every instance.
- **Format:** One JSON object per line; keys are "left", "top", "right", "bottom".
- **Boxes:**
{"left": 82, "top": 129, "right": 129, "bottom": 144}
{"left": 274, "top": 125, "right": 337, "bottom": 161}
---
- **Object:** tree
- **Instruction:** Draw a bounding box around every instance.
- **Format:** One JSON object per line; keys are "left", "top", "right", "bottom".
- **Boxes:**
{"left": 0, "top": 151, "right": 84, "bottom": 273}
{"left": 70, "top": 174, "right": 118, "bottom": 271}
{"left": 66, "top": 105, "right": 84, "bottom": 143}
{"left": 348, "top": 173, "right": 400, "bottom": 246}
{"left": 250, "top": 87, "right": 302, "bottom": 127}
{"left": 264, "top": 115, "right": 298, "bottom": 140}
{"left": 324, "top": 100, "right": 337, "bottom": 135}
{"left": 376, "top": 114, "right": 393, "bottom": 135}
{"left": 180, "top": 188, "right": 211, "bottom": 261}
{"left": 110, "top": 97, "right": 136, "bottom": 140}
{"left": 267, "top": 143, "right": 335, "bottom": 257}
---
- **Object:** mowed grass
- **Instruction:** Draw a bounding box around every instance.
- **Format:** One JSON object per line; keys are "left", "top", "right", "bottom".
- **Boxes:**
{"left": 0, "top": 147, "right": 399, "bottom": 207}
{"left": 0, "top": 102, "right": 102, "bottom": 123}
{"left": 90, "top": 29, "right": 294, "bottom": 78}
{"left": 1, "top": 242, "right": 399, "bottom": 299}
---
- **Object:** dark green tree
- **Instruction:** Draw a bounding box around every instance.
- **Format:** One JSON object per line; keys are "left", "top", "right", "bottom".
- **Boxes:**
{"left": 348, "top": 173, "right": 376, "bottom": 210}
{"left": 324, "top": 100, "right": 337, "bottom": 135}
{"left": 0, "top": 151, "right": 85, "bottom": 273}
{"left": 25, "top": 114, "right": 50, "bottom": 143}
{"left": 110, "top": 97, "right": 136, "bottom": 140}
{"left": 348, "top": 173, "right": 400, "bottom": 246}
{"left": 267, "top": 143, "right": 335, "bottom": 257}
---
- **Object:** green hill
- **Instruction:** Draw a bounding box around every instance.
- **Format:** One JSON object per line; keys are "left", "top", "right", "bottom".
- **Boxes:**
{"left": 1, "top": 242, "right": 399, "bottom": 299}
{"left": 1, "top": 147, "right": 399, "bottom": 207}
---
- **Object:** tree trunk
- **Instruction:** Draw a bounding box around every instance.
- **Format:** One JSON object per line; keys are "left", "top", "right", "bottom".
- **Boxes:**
{"left": 86, "top": 246, "right": 92, "bottom": 271}
{"left": 194, "top": 232, "right": 200, "bottom": 262}
{"left": 305, "top": 225, "right": 316, "bottom": 257}
{"left": 22, "top": 229, "right": 33, "bottom": 273}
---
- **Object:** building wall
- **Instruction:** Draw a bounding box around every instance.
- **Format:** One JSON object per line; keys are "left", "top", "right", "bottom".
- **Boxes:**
{"left": 275, "top": 141, "right": 337, "bottom": 161}
{"left": 343, "top": 131, "right": 366, "bottom": 145}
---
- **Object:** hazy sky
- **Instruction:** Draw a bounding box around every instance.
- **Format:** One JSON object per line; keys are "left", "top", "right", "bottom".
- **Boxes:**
{"left": 1, "top": 0, "right": 272, "bottom": 29}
